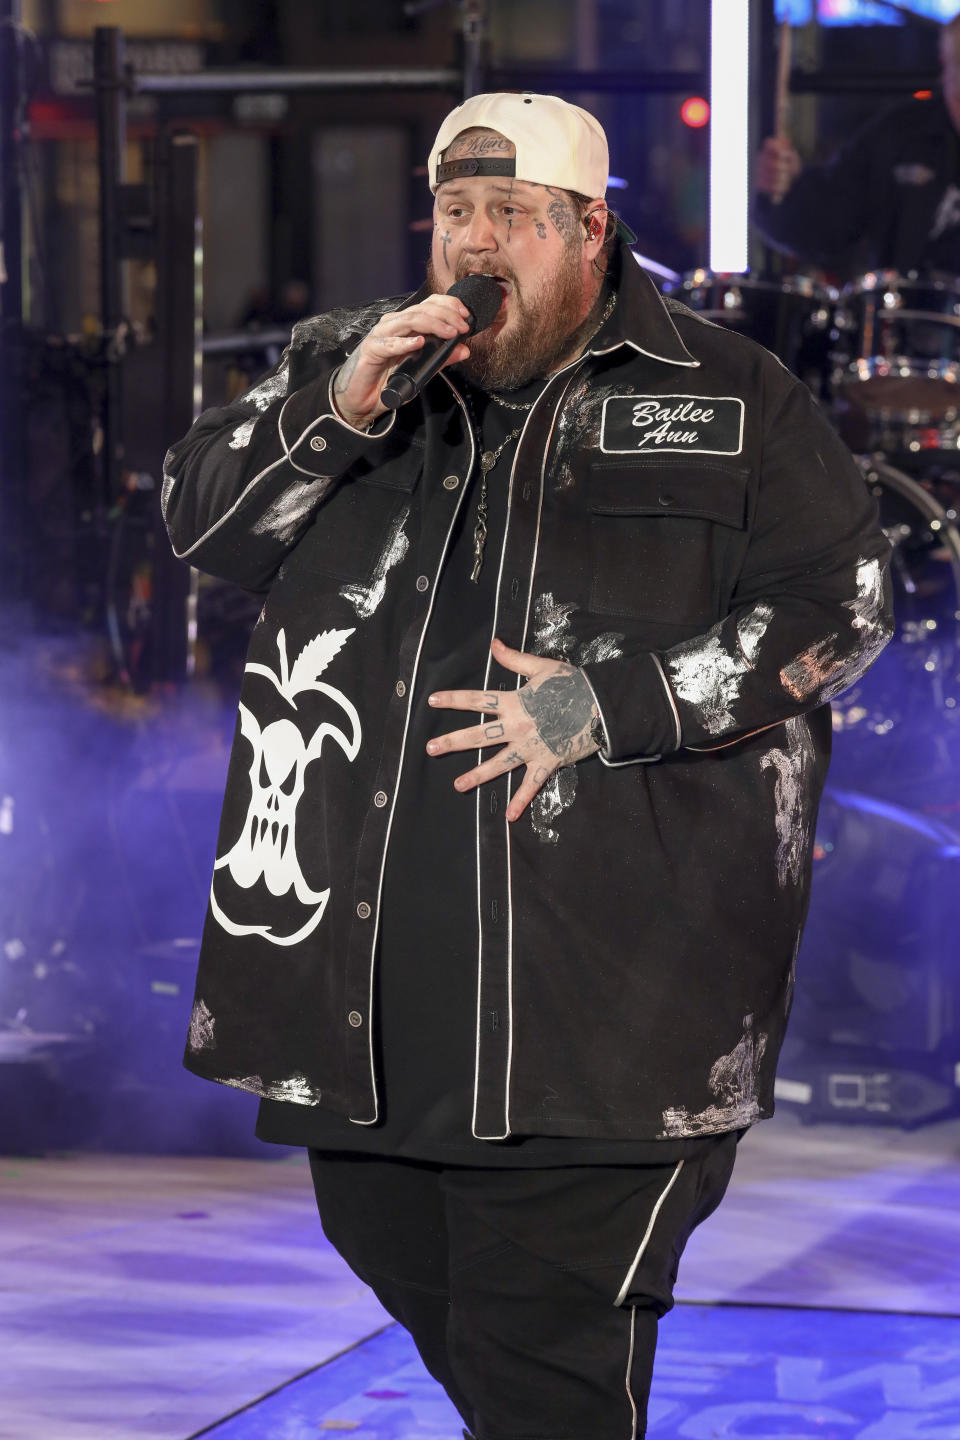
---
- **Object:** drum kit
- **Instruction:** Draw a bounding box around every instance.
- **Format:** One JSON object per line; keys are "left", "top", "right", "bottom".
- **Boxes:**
{"left": 664, "top": 266, "right": 960, "bottom": 799}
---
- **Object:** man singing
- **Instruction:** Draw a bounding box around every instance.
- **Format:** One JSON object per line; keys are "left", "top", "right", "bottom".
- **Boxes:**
{"left": 164, "top": 92, "right": 892, "bottom": 1439}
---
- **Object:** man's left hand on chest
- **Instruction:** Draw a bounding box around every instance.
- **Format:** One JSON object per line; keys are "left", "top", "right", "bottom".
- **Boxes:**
{"left": 426, "top": 637, "right": 602, "bottom": 821}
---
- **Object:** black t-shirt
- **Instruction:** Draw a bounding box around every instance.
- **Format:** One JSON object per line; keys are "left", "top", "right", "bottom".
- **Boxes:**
{"left": 919, "top": 126, "right": 960, "bottom": 271}
{"left": 257, "top": 375, "right": 708, "bottom": 1165}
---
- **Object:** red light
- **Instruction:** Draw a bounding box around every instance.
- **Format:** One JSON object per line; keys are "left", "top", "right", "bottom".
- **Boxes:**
{"left": 681, "top": 97, "right": 710, "bottom": 129}
{"left": 914, "top": 90, "right": 932, "bottom": 100}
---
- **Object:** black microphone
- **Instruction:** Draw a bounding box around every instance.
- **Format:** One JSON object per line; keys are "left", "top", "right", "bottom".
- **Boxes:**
{"left": 380, "top": 274, "right": 503, "bottom": 409}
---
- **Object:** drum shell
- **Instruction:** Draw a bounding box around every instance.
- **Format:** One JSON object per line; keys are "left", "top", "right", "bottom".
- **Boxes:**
{"left": 832, "top": 272, "right": 960, "bottom": 446}
{"left": 665, "top": 271, "right": 834, "bottom": 394}
{"left": 829, "top": 458, "right": 960, "bottom": 801}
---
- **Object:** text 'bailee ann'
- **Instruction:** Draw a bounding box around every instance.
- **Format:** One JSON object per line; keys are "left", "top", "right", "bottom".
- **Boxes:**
{"left": 632, "top": 400, "right": 716, "bottom": 428}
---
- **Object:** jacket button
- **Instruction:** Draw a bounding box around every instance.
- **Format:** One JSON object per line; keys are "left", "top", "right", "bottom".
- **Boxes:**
{"left": 416, "top": 575, "right": 429, "bottom": 592}
{"left": 348, "top": 1010, "right": 363, "bottom": 1028}
{"left": 443, "top": 474, "right": 459, "bottom": 490}
{"left": 309, "top": 435, "right": 327, "bottom": 452}
{"left": 658, "top": 493, "right": 674, "bottom": 507}
{"left": 374, "top": 790, "right": 388, "bottom": 808}
{"left": 396, "top": 680, "right": 407, "bottom": 697}
{"left": 356, "top": 901, "right": 371, "bottom": 919}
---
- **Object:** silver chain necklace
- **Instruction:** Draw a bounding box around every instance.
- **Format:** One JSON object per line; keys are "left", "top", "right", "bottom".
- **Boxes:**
{"left": 471, "top": 424, "right": 525, "bottom": 582}
{"left": 458, "top": 293, "right": 615, "bottom": 581}
{"left": 486, "top": 391, "right": 536, "bottom": 412}
{"left": 460, "top": 385, "right": 534, "bottom": 583}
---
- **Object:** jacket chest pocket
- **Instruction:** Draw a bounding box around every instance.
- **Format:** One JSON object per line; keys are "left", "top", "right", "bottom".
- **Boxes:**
{"left": 306, "top": 460, "right": 419, "bottom": 584}
{"left": 588, "top": 463, "right": 749, "bottom": 623}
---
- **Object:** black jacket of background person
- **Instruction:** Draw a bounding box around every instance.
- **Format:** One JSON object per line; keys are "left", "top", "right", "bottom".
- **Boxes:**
{"left": 162, "top": 243, "right": 892, "bottom": 1144}
{"left": 755, "top": 93, "right": 960, "bottom": 275}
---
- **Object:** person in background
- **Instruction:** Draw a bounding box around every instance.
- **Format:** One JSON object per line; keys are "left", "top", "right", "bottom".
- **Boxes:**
{"left": 755, "top": 14, "right": 960, "bottom": 275}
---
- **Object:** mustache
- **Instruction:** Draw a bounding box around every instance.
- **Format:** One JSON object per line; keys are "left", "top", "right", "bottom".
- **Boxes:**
{"left": 454, "top": 261, "right": 518, "bottom": 287}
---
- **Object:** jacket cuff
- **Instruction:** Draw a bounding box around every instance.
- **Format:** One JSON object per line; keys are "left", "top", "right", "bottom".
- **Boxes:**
{"left": 277, "top": 372, "right": 396, "bottom": 477}
{"left": 580, "top": 651, "right": 683, "bottom": 764}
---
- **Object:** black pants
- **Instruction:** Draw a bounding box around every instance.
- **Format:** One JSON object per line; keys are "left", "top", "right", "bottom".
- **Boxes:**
{"left": 308, "top": 1135, "right": 738, "bottom": 1440}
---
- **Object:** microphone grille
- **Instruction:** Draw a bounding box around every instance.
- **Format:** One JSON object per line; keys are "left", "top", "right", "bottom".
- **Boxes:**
{"left": 448, "top": 274, "right": 503, "bottom": 334}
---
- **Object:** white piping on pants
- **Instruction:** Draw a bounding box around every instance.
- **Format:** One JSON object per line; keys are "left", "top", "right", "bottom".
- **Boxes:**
{"left": 614, "top": 1159, "right": 685, "bottom": 1308}
{"left": 625, "top": 1304, "right": 638, "bottom": 1440}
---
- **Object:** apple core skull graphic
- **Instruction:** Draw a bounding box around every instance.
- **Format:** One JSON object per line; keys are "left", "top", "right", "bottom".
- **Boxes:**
{"left": 236, "top": 716, "right": 321, "bottom": 900}
{"left": 210, "top": 627, "right": 362, "bottom": 946}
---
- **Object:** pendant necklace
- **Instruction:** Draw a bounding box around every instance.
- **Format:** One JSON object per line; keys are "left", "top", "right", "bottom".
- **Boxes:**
{"left": 471, "top": 426, "right": 525, "bottom": 582}
{"left": 462, "top": 292, "right": 618, "bottom": 580}
{"left": 462, "top": 386, "right": 536, "bottom": 583}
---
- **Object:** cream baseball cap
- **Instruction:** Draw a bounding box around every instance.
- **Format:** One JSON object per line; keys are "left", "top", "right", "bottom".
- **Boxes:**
{"left": 428, "top": 91, "right": 609, "bottom": 198}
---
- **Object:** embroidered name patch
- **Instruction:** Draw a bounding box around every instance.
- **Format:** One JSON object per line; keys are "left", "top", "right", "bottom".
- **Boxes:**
{"left": 600, "top": 395, "right": 745, "bottom": 456}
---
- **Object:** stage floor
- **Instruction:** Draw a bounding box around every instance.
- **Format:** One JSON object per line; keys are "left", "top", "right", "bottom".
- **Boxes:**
{"left": 3, "top": 1110, "right": 960, "bottom": 1440}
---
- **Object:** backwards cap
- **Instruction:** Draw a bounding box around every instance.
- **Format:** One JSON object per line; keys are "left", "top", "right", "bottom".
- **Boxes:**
{"left": 428, "top": 91, "right": 609, "bottom": 198}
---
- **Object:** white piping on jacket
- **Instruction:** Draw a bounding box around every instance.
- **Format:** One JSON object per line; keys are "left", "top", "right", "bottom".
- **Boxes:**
{"left": 170, "top": 371, "right": 393, "bottom": 561}
{"left": 614, "top": 1158, "right": 685, "bottom": 1307}
{"left": 596, "top": 336, "right": 700, "bottom": 368}
{"left": 597, "top": 644, "right": 682, "bottom": 767}
{"left": 348, "top": 384, "right": 476, "bottom": 1123}
{"left": 280, "top": 373, "right": 397, "bottom": 477}
{"left": 470, "top": 360, "right": 591, "bottom": 1141}
{"left": 170, "top": 453, "right": 288, "bottom": 560}
{"left": 471, "top": 387, "right": 543, "bottom": 1141}
{"left": 651, "top": 652, "right": 683, "bottom": 750}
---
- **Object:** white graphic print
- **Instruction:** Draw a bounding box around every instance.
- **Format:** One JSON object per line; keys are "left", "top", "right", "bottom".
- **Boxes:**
{"left": 667, "top": 602, "right": 774, "bottom": 736}
{"left": 530, "top": 767, "right": 579, "bottom": 846}
{"left": 229, "top": 417, "right": 256, "bottom": 450}
{"left": 223, "top": 1073, "right": 321, "bottom": 1105}
{"left": 930, "top": 183, "right": 960, "bottom": 242}
{"left": 244, "top": 358, "right": 290, "bottom": 412}
{"left": 779, "top": 556, "right": 889, "bottom": 702}
{"left": 188, "top": 998, "right": 216, "bottom": 1052}
{"left": 210, "top": 627, "right": 361, "bottom": 947}
{"left": 760, "top": 715, "right": 816, "bottom": 889}
{"left": 661, "top": 1014, "right": 768, "bottom": 1137}
{"left": 251, "top": 479, "right": 327, "bottom": 546}
{"left": 340, "top": 507, "right": 410, "bottom": 619}
{"left": 160, "top": 462, "right": 177, "bottom": 520}
{"left": 528, "top": 593, "right": 623, "bottom": 844}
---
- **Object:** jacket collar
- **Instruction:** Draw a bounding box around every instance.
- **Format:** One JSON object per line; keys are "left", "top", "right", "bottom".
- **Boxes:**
{"left": 589, "top": 240, "right": 699, "bottom": 368}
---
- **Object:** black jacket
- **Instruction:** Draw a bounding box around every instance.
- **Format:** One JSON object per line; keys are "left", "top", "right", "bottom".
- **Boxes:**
{"left": 755, "top": 93, "right": 960, "bottom": 275}
{"left": 163, "top": 246, "right": 892, "bottom": 1142}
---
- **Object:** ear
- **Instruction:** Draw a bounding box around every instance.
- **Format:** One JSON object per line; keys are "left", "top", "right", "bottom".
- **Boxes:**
{"left": 583, "top": 203, "right": 608, "bottom": 258}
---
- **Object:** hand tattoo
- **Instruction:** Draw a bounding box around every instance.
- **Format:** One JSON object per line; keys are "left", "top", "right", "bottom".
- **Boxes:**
{"left": 518, "top": 669, "right": 596, "bottom": 763}
{"left": 485, "top": 723, "right": 505, "bottom": 740}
